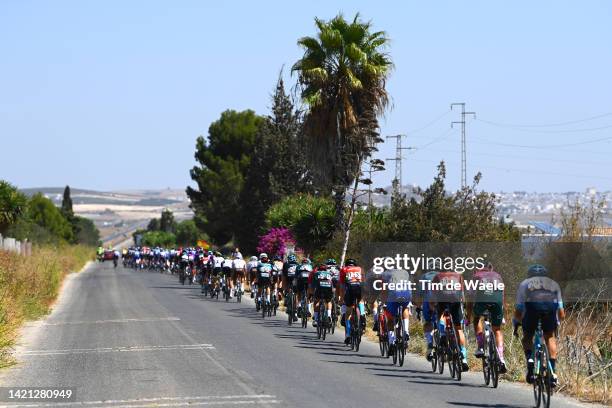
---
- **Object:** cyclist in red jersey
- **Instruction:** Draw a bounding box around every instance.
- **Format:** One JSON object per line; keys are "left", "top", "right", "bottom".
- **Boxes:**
{"left": 338, "top": 259, "right": 365, "bottom": 345}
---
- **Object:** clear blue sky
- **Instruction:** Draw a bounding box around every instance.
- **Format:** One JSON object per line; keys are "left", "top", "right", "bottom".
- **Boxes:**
{"left": 1, "top": 0, "right": 611, "bottom": 193}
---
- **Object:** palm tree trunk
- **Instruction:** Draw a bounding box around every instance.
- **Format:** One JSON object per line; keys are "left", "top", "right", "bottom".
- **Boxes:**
{"left": 339, "top": 154, "right": 363, "bottom": 267}
{"left": 333, "top": 110, "right": 346, "bottom": 232}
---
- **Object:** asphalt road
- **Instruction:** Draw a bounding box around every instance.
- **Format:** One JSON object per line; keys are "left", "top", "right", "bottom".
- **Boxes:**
{"left": 0, "top": 263, "right": 595, "bottom": 408}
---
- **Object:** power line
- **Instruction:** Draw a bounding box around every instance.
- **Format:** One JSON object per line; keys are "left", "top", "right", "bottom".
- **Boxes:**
{"left": 408, "top": 158, "right": 612, "bottom": 181}
{"left": 475, "top": 119, "right": 612, "bottom": 133}
{"left": 416, "top": 128, "right": 456, "bottom": 149}
{"left": 413, "top": 147, "right": 610, "bottom": 167}
{"left": 474, "top": 110, "right": 612, "bottom": 128}
{"left": 470, "top": 135, "right": 612, "bottom": 149}
{"left": 407, "top": 110, "right": 451, "bottom": 134}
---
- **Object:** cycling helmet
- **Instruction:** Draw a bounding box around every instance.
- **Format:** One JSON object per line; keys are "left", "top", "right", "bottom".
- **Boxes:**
{"left": 345, "top": 258, "right": 357, "bottom": 266}
{"left": 273, "top": 254, "right": 282, "bottom": 261}
{"left": 259, "top": 252, "right": 268, "bottom": 260}
{"left": 250, "top": 256, "right": 258, "bottom": 262}
{"left": 528, "top": 264, "right": 548, "bottom": 277}
{"left": 301, "top": 257, "right": 310, "bottom": 264}
{"left": 287, "top": 254, "right": 297, "bottom": 263}
{"left": 326, "top": 258, "right": 337, "bottom": 265}
{"left": 317, "top": 263, "right": 328, "bottom": 270}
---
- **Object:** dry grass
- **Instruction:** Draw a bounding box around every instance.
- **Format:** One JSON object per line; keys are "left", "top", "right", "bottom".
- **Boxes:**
{"left": 0, "top": 245, "right": 93, "bottom": 367}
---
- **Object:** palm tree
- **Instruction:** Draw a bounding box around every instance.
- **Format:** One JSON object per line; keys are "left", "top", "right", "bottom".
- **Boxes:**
{"left": 0, "top": 180, "right": 27, "bottom": 234}
{"left": 292, "top": 13, "right": 393, "bottom": 232}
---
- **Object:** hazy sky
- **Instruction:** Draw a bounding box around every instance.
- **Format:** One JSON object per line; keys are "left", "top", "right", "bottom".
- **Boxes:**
{"left": 1, "top": 1, "right": 611, "bottom": 193}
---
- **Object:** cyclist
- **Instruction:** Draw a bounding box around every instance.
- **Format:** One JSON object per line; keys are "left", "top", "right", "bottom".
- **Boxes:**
{"left": 296, "top": 257, "right": 313, "bottom": 319}
{"left": 256, "top": 253, "right": 274, "bottom": 309}
{"left": 232, "top": 253, "right": 246, "bottom": 297}
{"left": 380, "top": 268, "right": 412, "bottom": 353}
{"left": 431, "top": 268, "right": 469, "bottom": 371}
{"left": 222, "top": 253, "right": 234, "bottom": 298}
{"left": 97, "top": 246, "right": 104, "bottom": 262}
{"left": 513, "top": 264, "right": 565, "bottom": 387}
{"left": 309, "top": 263, "right": 334, "bottom": 328}
{"left": 415, "top": 267, "right": 439, "bottom": 361}
{"left": 466, "top": 263, "right": 507, "bottom": 374}
{"left": 272, "top": 255, "right": 284, "bottom": 303}
{"left": 339, "top": 258, "right": 365, "bottom": 345}
{"left": 282, "top": 254, "right": 300, "bottom": 322}
{"left": 247, "top": 256, "right": 259, "bottom": 296}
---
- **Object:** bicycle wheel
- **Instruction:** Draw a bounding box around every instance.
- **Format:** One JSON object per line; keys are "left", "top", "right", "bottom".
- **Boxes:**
{"left": 455, "top": 351, "right": 462, "bottom": 381}
{"left": 398, "top": 336, "right": 405, "bottom": 367}
{"left": 533, "top": 350, "right": 542, "bottom": 408}
{"left": 378, "top": 321, "right": 386, "bottom": 356}
{"left": 352, "top": 314, "right": 360, "bottom": 352}
{"left": 483, "top": 338, "right": 491, "bottom": 385}
{"left": 490, "top": 336, "right": 499, "bottom": 388}
{"left": 286, "top": 293, "right": 293, "bottom": 326}
{"left": 262, "top": 300, "right": 266, "bottom": 318}
{"left": 540, "top": 344, "right": 551, "bottom": 408}
{"left": 438, "top": 344, "right": 445, "bottom": 374}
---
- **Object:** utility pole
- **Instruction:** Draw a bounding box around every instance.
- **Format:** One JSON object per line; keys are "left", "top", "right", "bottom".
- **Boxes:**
{"left": 386, "top": 134, "right": 416, "bottom": 197}
{"left": 451, "top": 103, "right": 476, "bottom": 189}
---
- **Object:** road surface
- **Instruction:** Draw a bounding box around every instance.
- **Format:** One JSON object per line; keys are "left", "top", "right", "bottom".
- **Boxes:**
{"left": 0, "top": 263, "right": 595, "bottom": 408}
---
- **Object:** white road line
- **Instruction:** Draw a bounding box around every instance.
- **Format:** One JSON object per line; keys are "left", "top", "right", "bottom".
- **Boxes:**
{"left": 0, "top": 395, "right": 278, "bottom": 408}
{"left": 38, "top": 317, "right": 181, "bottom": 326}
{"left": 21, "top": 344, "right": 215, "bottom": 356}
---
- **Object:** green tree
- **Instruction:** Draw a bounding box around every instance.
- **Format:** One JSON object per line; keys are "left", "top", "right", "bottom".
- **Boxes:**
{"left": 266, "top": 194, "right": 335, "bottom": 256}
{"left": 72, "top": 216, "right": 101, "bottom": 246}
{"left": 141, "top": 231, "right": 176, "bottom": 247}
{"left": 236, "top": 74, "right": 311, "bottom": 253}
{"left": 147, "top": 218, "right": 160, "bottom": 231}
{"left": 292, "top": 13, "right": 393, "bottom": 228}
{"left": 160, "top": 209, "right": 176, "bottom": 233}
{"left": 175, "top": 219, "right": 201, "bottom": 247}
{"left": 61, "top": 185, "right": 74, "bottom": 220}
{"left": 187, "top": 109, "right": 264, "bottom": 245}
{"left": 0, "top": 180, "right": 27, "bottom": 234}
{"left": 388, "top": 162, "right": 520, "bottom": 242}
{"left": 27, "top": 193, "right": 73, "bottom": 242}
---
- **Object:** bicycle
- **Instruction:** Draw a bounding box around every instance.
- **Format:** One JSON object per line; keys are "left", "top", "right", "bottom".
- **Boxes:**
{"left": 330, "top": 294, "right": 339, "bottom": 335}
{"left": 376, "top": 301, "right": 389, "bottom": 358}
{"left": 349, "top": 306, "right": 362, "bottom": 352}
{"left": 317, "top": 301, "right": 327, "bottom": 340}
{"left": 441, "top": 307, "right": 463, "bottom": 381}
{"left": 515, "top": 315, "right": 553, "bottom": 408}
{"left": 285, "top": 288, "right": 295, "bottom": 326}
{"left": 431, "top": 317, "right": 442, "bottom": 373}
{"left": 392, "top": 303, "right": 408, "bottom": 367}
{"left": 300, "top": 289, "right": 308, "bottom": 329}
{"left": 235, "top": 280, "right": 242, "bottom": 303}
{"left": 481, "top": 310, "right": 501, "bottom": 388}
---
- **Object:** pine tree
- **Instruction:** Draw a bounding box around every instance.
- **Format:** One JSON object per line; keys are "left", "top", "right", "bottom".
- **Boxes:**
{"left": 61, "top": 185, "right": 74, "bottom": 220}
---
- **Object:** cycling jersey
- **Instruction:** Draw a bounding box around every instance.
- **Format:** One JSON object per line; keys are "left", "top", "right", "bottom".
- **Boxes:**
{"left": 257, "top": 261, "right": 274, "bottom": 283}
{"left": 471, "top": 268, "right": 505, "bottom": 326}
{"left": 310, "top": 268, "right": 334, "bottom": 302}
{"left": 516, "top": 276, "right": 563, "bottom": 311}
{"left": 339, "top": 266, "right": 363, "bottom": 286}
{"left": 283, "top": 261, "right": 299, "bottom": 279}
{"left": 233, "top": 258, "right": 246, "bottom": 271}
{"left": 213, "top": 256, "right": 224, "bottom": 269}
{"left": 431, "top": 271, "right": 464, "bottom": 303}
{"left": 419, "top": 270, "right": 438, "bottom": 322}
{"left": 296, "top": 264, "right": 312, "bottom": 293}
{"left": 309, "top": 268, "right": 333, "bottom": 289}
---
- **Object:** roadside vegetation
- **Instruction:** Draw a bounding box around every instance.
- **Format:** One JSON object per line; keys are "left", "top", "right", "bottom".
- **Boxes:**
{"left": 0, "top": 181, "right": 98, "bottom": 367}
